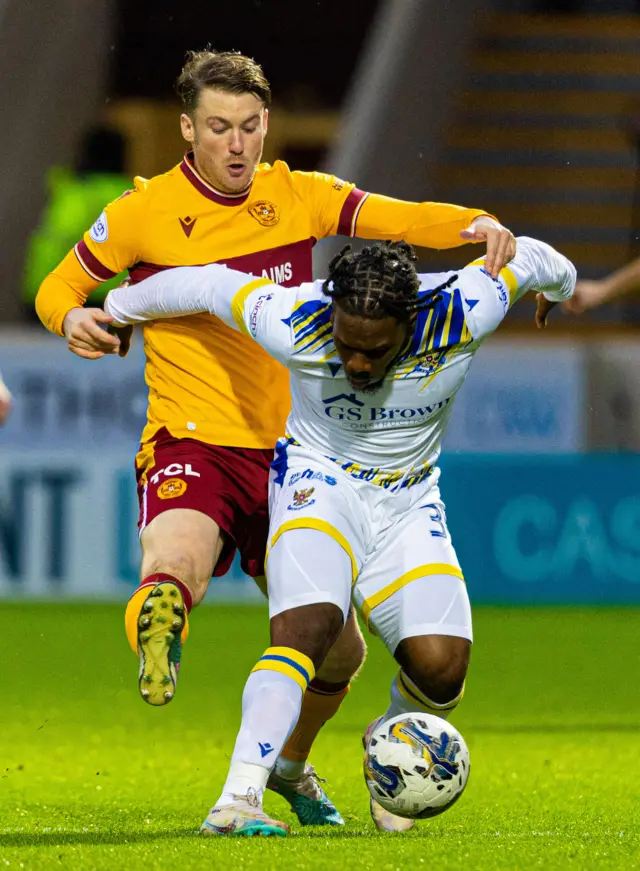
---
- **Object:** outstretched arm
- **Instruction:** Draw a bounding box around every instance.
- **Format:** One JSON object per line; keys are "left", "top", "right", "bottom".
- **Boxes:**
{"left": 353, "top": 195, "right": 515, "bottom": 278}
{"left": 562, "top": 257, "right": 640, "bottom": 315}
{"left": 104, "top": 264, "right": 298, "bottom": 363}
{"left": 290, "top": 170, "right": 515, "bottom": 278}
{"left": 0, "top": 374, "right": 11, "bottom": 426}
{"left": 457, "top": 236, "right": 576, "bottom": 339}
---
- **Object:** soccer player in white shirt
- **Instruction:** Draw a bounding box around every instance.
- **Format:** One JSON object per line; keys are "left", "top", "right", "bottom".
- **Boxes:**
{"left": 105, "top": 235, "right": 576, "bottom": 836}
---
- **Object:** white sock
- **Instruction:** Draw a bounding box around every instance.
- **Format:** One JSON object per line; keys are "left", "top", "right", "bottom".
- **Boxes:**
{"left": 273, "top": 756, "right": 305, "bottom": 781}
{"left": 216, "top": 669, "right": 304, "bottom": 807}
{"left": 380, "top": 669, "right": 463, "bottom": 726}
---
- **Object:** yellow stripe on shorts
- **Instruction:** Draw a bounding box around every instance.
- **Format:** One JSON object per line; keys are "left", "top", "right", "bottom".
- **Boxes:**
{"left": 361, "top": 563, "right": 465, "bottom": 629}
{"left": 268, "top": 518, "right": 358, "bottom": 583}
{"left": 230, "top": 277, "right": 274, "bottom": 335}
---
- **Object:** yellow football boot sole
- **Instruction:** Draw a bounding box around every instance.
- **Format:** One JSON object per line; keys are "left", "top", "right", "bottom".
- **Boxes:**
{"left": 136, "top": 582, "right": 187, "bottom": 706}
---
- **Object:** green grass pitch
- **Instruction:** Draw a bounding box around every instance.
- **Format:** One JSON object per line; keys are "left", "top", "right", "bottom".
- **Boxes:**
{"left": 1, "top": 603, "right": 639, "bottom": 870}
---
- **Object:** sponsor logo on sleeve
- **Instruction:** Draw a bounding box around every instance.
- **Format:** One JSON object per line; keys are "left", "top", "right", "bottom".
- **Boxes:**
{"left": 248, "top": 200, "right": 280, "bottom": 227}
{"left": 89, "top": 211, "right": 108, "bottom": 243}
{"left": 496, "top": 279, "right": 509, "bottom": 313}
{"left": 480, "top": 266, "right": 509, "bottom": 313}
{"left": 249, "top": 293, "right": 274, "bottom": 337}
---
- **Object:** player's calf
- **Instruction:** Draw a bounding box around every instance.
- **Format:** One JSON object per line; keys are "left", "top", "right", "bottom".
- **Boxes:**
{"left": 269, "top": 609, "right": 365, "bottom": 825}
{"left": 276, "top": 607, "right": 365, "bottom": 772}
{"left": 204, "top": 603, "right": 345, "bottom": 831}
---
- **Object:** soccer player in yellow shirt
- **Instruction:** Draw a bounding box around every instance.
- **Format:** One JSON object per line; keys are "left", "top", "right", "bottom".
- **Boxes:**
{"left": 36, "top": 50, "right": 515, "bottom": 829}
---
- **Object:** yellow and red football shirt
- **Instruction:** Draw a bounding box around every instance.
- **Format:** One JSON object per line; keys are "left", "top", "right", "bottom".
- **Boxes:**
{"left": 36, "top": 152, "right": 493, "bottom": 449}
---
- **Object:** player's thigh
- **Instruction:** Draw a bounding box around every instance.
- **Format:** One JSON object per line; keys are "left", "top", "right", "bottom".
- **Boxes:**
{"left": 141, "top": 508, "right": 224, "bottom": 594}
{"left": 267, "top": 529, "right": 353, "bottom": 622}
{"left": 266, "top": 454, "right": 365, "bottom": 622}
{"left": 354, "top": 498, "right": 472, "bottom": 655}
{"left": 137, "top": 432, "right": 253, "bottom": 595}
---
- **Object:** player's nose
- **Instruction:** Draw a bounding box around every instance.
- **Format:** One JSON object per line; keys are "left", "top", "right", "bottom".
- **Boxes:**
{"left": 228, "top": 131, "right": 244, "bottom": 154}
{"left": 347, "top": 355, "right": 372, "bottom": 378}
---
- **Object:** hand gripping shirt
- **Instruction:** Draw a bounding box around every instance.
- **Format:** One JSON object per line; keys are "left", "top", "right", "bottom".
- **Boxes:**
{"left": 35, "top": 152, "right": 495, "bottom": 450}
{"left": 104, "top": 237, "right": 576, "bottom": 488}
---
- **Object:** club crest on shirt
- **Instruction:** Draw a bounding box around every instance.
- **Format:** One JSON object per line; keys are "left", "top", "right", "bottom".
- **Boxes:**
{"left": 396, "top": 348, "right": 448, "bottom": 381}
{"left": 414, "top": 349, "right": 448, "bottom": 377}
{"left": 248, "top": 200, "right": 280, "bottom": 227}
{"left": 288, "top": 487, "right": 316, "bottom": 511}
{"left": 157, "top": 477, "right": 187, "bottom": 500}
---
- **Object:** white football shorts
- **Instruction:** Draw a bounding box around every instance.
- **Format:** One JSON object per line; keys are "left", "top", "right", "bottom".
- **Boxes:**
{"left": 266, "top": 443, "right": 472, "bottom": 654}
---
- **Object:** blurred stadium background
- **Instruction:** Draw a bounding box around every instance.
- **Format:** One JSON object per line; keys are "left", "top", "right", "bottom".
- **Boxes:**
{"left": 1, "top": 0, "right": 640, "bottom": 865}
{"left": 1, "top": 0, "right": 639, "bottom": 603}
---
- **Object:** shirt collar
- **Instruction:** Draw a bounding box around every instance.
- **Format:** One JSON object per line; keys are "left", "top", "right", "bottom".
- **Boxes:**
{"left": 179, "top": 151, "right": 252, "bottom": 206}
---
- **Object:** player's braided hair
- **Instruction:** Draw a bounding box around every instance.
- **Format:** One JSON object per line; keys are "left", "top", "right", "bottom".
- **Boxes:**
{"left": 323, "top": 241, "right": 456, "bottom": 323}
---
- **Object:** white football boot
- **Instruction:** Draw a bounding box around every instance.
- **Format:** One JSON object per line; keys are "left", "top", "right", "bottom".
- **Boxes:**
{"left": 200, "top": 790, "right": 289, "bottom": 837}
{"left": 363, "top": 716, "right": 416, "bottom": 832}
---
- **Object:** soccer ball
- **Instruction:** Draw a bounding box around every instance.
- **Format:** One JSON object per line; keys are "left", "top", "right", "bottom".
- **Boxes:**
{"left": 363, "top": 712, "right": 470, "bottom": 819}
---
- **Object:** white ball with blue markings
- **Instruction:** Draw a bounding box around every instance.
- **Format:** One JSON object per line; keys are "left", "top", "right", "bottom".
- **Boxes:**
{"left": 364, "top": 713, "right": 470, "bottom": 819}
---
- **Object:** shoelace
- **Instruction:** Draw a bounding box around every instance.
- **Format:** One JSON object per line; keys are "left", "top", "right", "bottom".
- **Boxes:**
{"left": 232, "top": 787, "right": 264, "bottom": 809}
{"left": 305, "top": 765, "right": 326, "bottom": 785}
{"left": 296, "top": 765, "right": 328, "bottom": 799}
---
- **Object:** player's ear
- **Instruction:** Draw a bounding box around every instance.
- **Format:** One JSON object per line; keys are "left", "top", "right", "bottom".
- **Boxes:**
{"left": 263, "top": 108, "right": 269, "bottom": 137}
{"left": 180, "top": 112, "right": 195, "bottom": 146}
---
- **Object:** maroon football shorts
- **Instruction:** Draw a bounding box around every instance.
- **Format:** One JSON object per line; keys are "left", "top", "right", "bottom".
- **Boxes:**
{"left": 136, "top": 427, "right": 273, "bottom": 578}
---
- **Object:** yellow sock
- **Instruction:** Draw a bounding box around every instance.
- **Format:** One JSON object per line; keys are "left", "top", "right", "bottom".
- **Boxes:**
{"left": 280, "top": 678, "right": 350, "bottom": 763}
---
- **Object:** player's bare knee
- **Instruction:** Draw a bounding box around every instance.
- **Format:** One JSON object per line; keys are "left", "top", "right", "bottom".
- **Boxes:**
{"left": 271, "top": 602, "right": 345, "bottom": 672}
{"left": 317, "top": 608, "right": 367, "bottom": 683}
{"left": 396, "top": 635, "right": 470, "bottom": 704}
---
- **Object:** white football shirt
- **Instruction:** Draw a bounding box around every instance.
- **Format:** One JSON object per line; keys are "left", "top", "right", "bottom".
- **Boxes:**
{"left": 105, "top": 237, "right": 575, "bottom": 484}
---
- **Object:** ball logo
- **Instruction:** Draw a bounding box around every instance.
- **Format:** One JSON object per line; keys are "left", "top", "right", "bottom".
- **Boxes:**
{"left": 157, "top": 477, "right": 187, "bottom": 500}
{"left": 89, "top": 211, "right": 108, "bottom": 243}
{"left": 390, "top": 720, "right": 460, "bottom": 779}
{"left": 248, "top": 200, "right": 280, "bottom": 227}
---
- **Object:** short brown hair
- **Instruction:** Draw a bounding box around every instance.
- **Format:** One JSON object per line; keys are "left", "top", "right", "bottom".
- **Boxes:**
{"left": 176, "top": 50, "right": 271, "bottom": 114}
